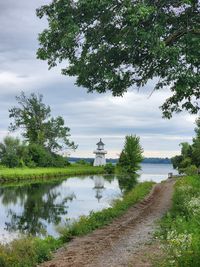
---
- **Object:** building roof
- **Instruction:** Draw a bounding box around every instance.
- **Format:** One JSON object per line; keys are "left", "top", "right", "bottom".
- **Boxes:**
{"left": 96, "top": 138, "right": 105, "bottom": 146}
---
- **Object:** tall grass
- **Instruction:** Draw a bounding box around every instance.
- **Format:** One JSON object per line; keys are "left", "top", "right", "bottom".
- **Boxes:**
{"left": 0, "top": 165, "right": 104, "bottom": 182}
{"left": 0, "top": 181, "right": 154, "bottom": 267}
{"left": 158, "top": 175, "right": 200, "bottom": 267}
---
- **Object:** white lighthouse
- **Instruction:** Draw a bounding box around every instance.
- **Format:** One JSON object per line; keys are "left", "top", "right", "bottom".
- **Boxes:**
{"left": 93, "top": 139, "right": 107, "bottom": 166}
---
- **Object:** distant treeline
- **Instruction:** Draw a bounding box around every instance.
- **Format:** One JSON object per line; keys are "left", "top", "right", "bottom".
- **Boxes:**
{"left": 69, "top": 157, "right": 171, "bottom": 164}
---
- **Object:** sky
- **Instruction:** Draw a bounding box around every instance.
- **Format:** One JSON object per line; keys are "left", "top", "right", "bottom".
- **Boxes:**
{"left": 0, "top": 0, "right": 197, "bottom": 159}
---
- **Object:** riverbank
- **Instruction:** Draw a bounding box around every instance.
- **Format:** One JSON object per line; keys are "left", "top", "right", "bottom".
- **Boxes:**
{"left": 0, "top": 165, "right": 104, "bottom": 182}
{"left": 0, "top": 181, "right": 154, "bottom": 267}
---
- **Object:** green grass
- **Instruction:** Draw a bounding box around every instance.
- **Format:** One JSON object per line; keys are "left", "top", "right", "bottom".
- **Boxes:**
{"left": 0, "top": 165, "right": 104, "bottom": 182}
{"left": 0, "top": 181, "right": 154, "bottom": 267}
{"left": 157, "top": 175, "right": 200, "bottom": 267}
{"left": 0, "top": 236, "right": 61, "bottom": 267}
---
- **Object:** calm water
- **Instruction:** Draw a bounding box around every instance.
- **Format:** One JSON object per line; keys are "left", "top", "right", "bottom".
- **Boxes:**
{"left": 0, "top": 164, "right": 177, "bottom": 242}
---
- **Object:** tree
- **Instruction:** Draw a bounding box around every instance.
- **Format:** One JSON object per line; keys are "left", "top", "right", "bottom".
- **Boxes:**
{"left": 118, "top": 135, "right": 143, "bottom": 173}
{"left": 171, "top": 155, "right": 183, "bottom": 170}
{"left": 9, "top": 92, "right": 77, "bottom": 153}
{"left": 37, "top": 0, "right": 200, "bottom": 118}
{"left": 171, "top": 119, "right": 200, "bottom": 172}
{"left": 192, "top": 118, "right": 200, "bottom": 167}
{"left": 0, "top": 136, "right": 26, "bottom": 168}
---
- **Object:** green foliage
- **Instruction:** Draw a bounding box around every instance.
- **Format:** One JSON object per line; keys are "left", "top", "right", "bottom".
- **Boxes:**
{"left": 192, "top": 118, "right": 200, "bottom": 167}
{"left": 27, "top": 144, "right": 52, "bottom": 167}
{"left": 171, "top": 155, "right": 183, "bottom": 170}
{"left": 37, "top": 0, "right": 200, "bottom": 118}
{"left": 157, "top": 175, "right": 200, "bottom": 267}
{"left": 59, "top": 181, "right": 154, "bottom": 242}
{"left": 0, "top": 136, "right": 27, "bottom": 168}
{"left": 9, "top": 91, "right": 77, "bottom": 152}
{"left": 0, "top": 138, "right": 70, "bottom": 168}
{"left": 118, "top": 135, "right": 143, "bottom": 173}
{"left": 75, "top": 159, "right": 89, "bottom": 165}
{"left": 0, "top": 236, "right": 60, "bottom": 267}
{"left": 104, "top": 163, "right": 115, "bottom": 174}
{"left": 185, "top": 165, "right": 198, "bottom": 176}
{"left": 172, "top": 117, "right": 200, "bottom": 173}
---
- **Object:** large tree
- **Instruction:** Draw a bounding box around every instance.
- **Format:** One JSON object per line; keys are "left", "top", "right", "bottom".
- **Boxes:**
{"left": 37, "top": 0, "right": 200, "bottom": 118}
{"left": 9, "top": 92, "right": 76, "bottom": 152}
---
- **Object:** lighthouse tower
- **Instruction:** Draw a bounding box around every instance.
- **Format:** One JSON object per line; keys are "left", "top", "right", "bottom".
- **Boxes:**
{"left": 93, "top": 139, "right": 107, "bottom": 166}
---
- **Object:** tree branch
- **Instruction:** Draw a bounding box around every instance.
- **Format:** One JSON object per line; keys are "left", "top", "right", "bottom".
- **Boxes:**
{"left": 165, "top": 29, "right": 200, "bottom": 46}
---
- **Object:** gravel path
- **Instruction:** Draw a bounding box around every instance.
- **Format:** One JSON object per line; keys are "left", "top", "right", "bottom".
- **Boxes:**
{"left": 39, "top": 178, "right": 175, "bottom": 267}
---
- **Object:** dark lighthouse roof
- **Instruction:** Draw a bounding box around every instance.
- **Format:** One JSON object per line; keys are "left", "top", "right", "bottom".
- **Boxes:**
{"left": 96, "top": 138, "right": 105, "bottom": 146}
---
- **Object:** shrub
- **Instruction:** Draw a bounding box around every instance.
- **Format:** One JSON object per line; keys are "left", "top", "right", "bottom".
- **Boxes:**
{"left": 185, "top": 165, "right": 198, "bottom": 176}
{"left": 0, "top": 136, "right": 27, "bottom": 168}
{"left": 104, "top": 163, "right": 115, "bottom": 174}
{"left": 0, "top": 236, "right": 60, "bottom": 267}
{"left": 158, "top": 175, "right": 200, "bottom": 267}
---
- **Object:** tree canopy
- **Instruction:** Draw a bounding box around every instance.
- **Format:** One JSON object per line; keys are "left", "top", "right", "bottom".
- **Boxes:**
{"left": 37, "top": 0, "right": 200, "bottom": 118}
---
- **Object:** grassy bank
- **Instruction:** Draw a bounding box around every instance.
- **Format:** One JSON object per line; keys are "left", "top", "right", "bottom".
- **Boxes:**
{"left": 0, "top": 165, "right": 104, "bottom": 182}
{"left": 157, "top": 175, "right": 200, "bottom": 266}
{"left": 0, "top": 181, "right": 154, "bottom": 267}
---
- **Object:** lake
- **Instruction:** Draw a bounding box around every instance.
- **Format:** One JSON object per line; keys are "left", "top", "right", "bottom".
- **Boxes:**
{"left": 0, "top": 164, "right": 177, "bottom": 243}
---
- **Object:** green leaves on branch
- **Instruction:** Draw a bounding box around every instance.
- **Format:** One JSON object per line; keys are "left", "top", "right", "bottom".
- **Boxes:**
{"left": 37, "top": 0, "right": 200, "bottom": 118}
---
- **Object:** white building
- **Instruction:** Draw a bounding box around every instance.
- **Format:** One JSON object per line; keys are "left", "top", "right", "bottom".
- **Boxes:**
{"left": 93, "top": 139, "right": 107, "bottom": 166}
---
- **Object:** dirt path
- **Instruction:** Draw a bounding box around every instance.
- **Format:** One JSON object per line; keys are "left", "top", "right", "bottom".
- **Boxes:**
{"left": 39, "top": 178, "right": 175, "bottom": 267}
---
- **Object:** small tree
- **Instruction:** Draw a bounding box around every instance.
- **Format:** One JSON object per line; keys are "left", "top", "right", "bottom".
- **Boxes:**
{"left": 118, "top": 135, "right": 143, "bottom": 173}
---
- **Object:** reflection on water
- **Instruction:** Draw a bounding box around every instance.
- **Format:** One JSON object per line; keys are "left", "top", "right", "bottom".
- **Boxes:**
{"left": 0, "top": 175, "right": 124, "bottom": 241}
{"left": 0, "top": 164, "right": 176, "bottom": 242}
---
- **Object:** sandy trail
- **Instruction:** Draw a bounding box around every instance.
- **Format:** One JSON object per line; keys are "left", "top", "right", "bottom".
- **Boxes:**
{"left": 39, "top": 178, "right": 175, "bottom": 267}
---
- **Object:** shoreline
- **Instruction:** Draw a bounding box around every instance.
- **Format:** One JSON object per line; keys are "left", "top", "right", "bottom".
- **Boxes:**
{"left": 0, "top": 165, "right": 104, "bottom": 182}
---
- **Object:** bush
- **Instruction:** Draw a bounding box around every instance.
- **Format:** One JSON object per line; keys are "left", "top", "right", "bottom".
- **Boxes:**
{"left": 0, "top": 136, "right": 27, "bottom": 168}
{"left": 51, "top": 153, "right": 69, "bottom": 167}
{"left": 76, "top": 159, "right": 89, "bottom": 165}
{"left": 104, "top": 163, "right": 115, "bottom": 174}
{"left": 185, "top": 165, "right": 198, "bottom": 176}
{"left": 0, "top": 236, "right": 61, "bottom": 267}
{"left": 27, "top": 144, "right": 69, "bottom": 167}
{"left": 157, "top": 175, "right": 200, "bottom": 267}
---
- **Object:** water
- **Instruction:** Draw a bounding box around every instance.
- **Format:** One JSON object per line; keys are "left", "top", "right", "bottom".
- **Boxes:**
{"left": 139, "top": 163, "right": 178, "bottom": 183}
{"left": 0, "top": 164, "right": 176, "bottom": 242}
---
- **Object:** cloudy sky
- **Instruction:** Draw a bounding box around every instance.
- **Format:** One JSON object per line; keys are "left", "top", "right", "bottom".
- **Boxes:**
{"left": 0, "top": 1, "right": 197, "bottom": 159}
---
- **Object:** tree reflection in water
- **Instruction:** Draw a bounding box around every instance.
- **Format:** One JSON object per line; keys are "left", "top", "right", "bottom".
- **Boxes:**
{"left": 0, "top": 182, "right": 75, "bottom": 236}
{"left": 0, "top": 174, "right": 138, "bottom": 238}
{"left": 117, "top": 173, "right": 139, "bottom": 194}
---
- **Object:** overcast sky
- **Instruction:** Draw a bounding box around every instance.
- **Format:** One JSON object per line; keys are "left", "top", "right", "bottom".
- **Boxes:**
{"left": 0, "top": 1, "right": 197, "bottom": 159}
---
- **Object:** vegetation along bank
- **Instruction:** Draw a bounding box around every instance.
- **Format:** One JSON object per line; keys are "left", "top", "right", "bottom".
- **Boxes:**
{"left": 157, "top": 175, "right": 200, "bottom": 266}
{"left": 0, "top": 165, "right": 104, "bottom": 182}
